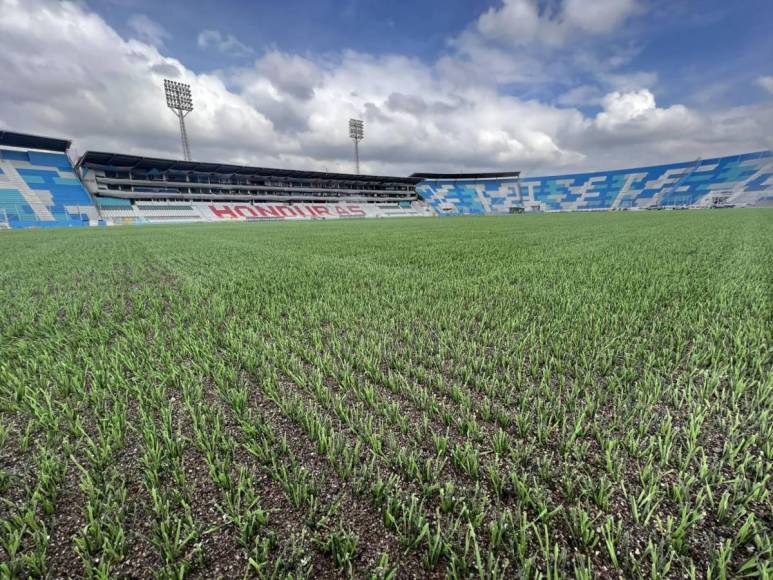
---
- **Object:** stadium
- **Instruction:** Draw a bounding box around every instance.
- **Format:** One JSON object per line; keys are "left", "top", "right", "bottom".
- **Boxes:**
{"left": 1, "top": 1, "right": 772, "bottom": 579}
{"left": 0, "top": 129, "right": 771, "bottom": 228}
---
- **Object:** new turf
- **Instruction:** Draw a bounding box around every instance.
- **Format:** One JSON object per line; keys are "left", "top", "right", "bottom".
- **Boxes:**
{"left": 1, "top": 210, "right": 771, "bottom": 578}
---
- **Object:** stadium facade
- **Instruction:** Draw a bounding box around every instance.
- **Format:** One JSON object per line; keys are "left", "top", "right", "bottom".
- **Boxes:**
{"left": 0, "top": 129, "right": 771, "bottom": 229}
{"left": 77, "top": 151, "right": 432, "bottom": 225}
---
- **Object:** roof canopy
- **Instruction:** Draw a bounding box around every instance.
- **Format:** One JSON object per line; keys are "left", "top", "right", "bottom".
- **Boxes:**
{"left": 411, "top": 171, "right": 520, "bottom": 180}
{"left": 0, "top": 131, "right": 71, "bottom": 152}
{"left": 80, "top": 151, "right": 422, "bottom": 185}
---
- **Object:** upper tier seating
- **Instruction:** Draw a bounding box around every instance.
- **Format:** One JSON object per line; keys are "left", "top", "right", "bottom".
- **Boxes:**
{"left": 0, "top": 148, "right": 98, "bottom": 228}
{"left": 417, "top": 151, "right": 773, "bottom": 214}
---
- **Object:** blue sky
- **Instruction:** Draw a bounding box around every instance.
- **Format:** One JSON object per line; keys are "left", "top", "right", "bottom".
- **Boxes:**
{"left": 96, "top": 0, "right": 773, "bottom": 109}
{"left": 1, "top": 0, "right": 771, "bottom": 174}
{"left": 100, "top": 0, "right": 490, "bottom": 65}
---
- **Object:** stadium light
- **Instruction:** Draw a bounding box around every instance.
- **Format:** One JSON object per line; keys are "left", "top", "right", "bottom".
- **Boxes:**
{"left": 349, "top": 118, "right": 364, "bottom": 175}
{"left": 164, "top": 79, "right": 194, "bottom": 161}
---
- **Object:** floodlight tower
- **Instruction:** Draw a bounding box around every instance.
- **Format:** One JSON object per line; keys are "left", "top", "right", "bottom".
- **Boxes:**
{"left": 349, "top": 118, "right": 364, "bottom": 174}
{"left": 164, "top": 79, "right": 194, "bottom": 161}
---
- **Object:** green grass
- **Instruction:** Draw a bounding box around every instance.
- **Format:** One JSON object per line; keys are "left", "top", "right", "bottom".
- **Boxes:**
{"left": 1, "top": 210, "right": 771, "bottom": 578}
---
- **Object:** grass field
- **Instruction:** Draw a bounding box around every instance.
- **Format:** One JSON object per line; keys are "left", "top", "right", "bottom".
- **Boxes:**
{"left": 1, "top": 210, "right": 771, "bottom": 578}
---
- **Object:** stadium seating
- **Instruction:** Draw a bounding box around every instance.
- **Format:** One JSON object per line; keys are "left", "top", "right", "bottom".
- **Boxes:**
{"left": 2, "top": 130, "right": 770, "bottom": 230}
{"left": 417, "top": 151, "right": 773, "bottom": 214}
{"left": 0, "top": 147, "right": 98, "bottom": 228}
{"left": 134, "top": 202, "right": 202, "bottom": 223}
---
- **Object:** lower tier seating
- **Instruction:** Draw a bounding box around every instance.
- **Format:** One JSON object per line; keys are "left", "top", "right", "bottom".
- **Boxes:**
{"left": 0, "top": 148, "right": 98, "bottom": 228}
{"left": 96, "top": 200, "right": 432, "bottom": 225}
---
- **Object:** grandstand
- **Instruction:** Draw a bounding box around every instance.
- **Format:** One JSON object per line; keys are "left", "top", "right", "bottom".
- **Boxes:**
{"left": 416, "top": 151, "right": 773, "bottom": 215}
{"left": 77, "top": 152, "right": 432, "bottom": 225}
{"left": 0, "top": 128, "right": 771, "bottom": 229}
{"left": 0, "top": 131, "right": 99, "bottom": 229}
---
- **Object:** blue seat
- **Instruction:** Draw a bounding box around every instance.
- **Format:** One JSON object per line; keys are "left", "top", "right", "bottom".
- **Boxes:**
{"left": 1, "top": 148, "right": 96, "bottom": 228}
{"left": 418, "top": 151, "right": 773, "bottom": 213}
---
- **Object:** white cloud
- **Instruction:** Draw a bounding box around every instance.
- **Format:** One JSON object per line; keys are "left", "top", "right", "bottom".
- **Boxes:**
{"left": 0, "top": 0, "right": 769, "bottom": 178}
{"left": 563, "top": 0, "right": 641, "bottom": 34}
{"left": 757, "top": 76, "right": 773, "bottom": 95}
{"left": 197, "top": 29, "right": 254, "bottom": 58}
{"left": 599, "top": 70, "right": 658, "bottom": 92}
{"left": 557, "top": 85, "right": 603, "bottom": 107}
{"left": 476, "top": 0, "right": 642, "bottom": 48}
{"left": 127, "top": 14, "right": 169, "bottom": 47}
{"left": 594, "top": 89, "right": 699, "bottom": 135}
{"left": 477, "top": 0, "right": 554, "bottom": 46}
{"left": 251, "top": 52, "right": 323, "bottom": 100}
{"left": 0, "top": 0, "right": 284, "bottom": 161}
{"left": 442, "top": 30, "right": 554, "bottom": 86}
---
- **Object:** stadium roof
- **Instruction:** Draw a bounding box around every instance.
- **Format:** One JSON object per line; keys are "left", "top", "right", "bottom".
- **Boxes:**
{"left": 411, "top": 171, "right": 520, "bottom": 180}
{"left": 79, "top": 151, "right": 423, "bottom": 185}
{"left": 0, "top": 131, "right": 71, "bottom": 152}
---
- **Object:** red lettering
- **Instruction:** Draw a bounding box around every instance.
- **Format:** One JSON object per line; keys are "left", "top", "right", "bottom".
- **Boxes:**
{"left": 210, "top": 203, "right": 365, "bottom": 220}
{"left": 275, "top": 205, "right": 297, "bottom": 217}
{"left": 254, "top": 205, "right": 281, "bottom": 217}
{"left": 235, "top": 205, "right": 257, "bottom": 217}
{"left": 210, "top": 205, "right": 237, "bottom": 219}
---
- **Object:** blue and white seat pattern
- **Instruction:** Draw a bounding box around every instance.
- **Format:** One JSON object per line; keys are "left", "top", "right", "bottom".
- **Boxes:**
{"left": 0, "top": 148, "right": 98, "bottom": 228}
{"left": 417, "top": 151, "right": 773, "bottom": 214}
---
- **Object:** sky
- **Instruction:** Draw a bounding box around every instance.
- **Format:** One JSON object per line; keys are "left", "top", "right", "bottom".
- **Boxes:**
{"left": 0, "top": 0, "right": 771, "bottom": 176}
